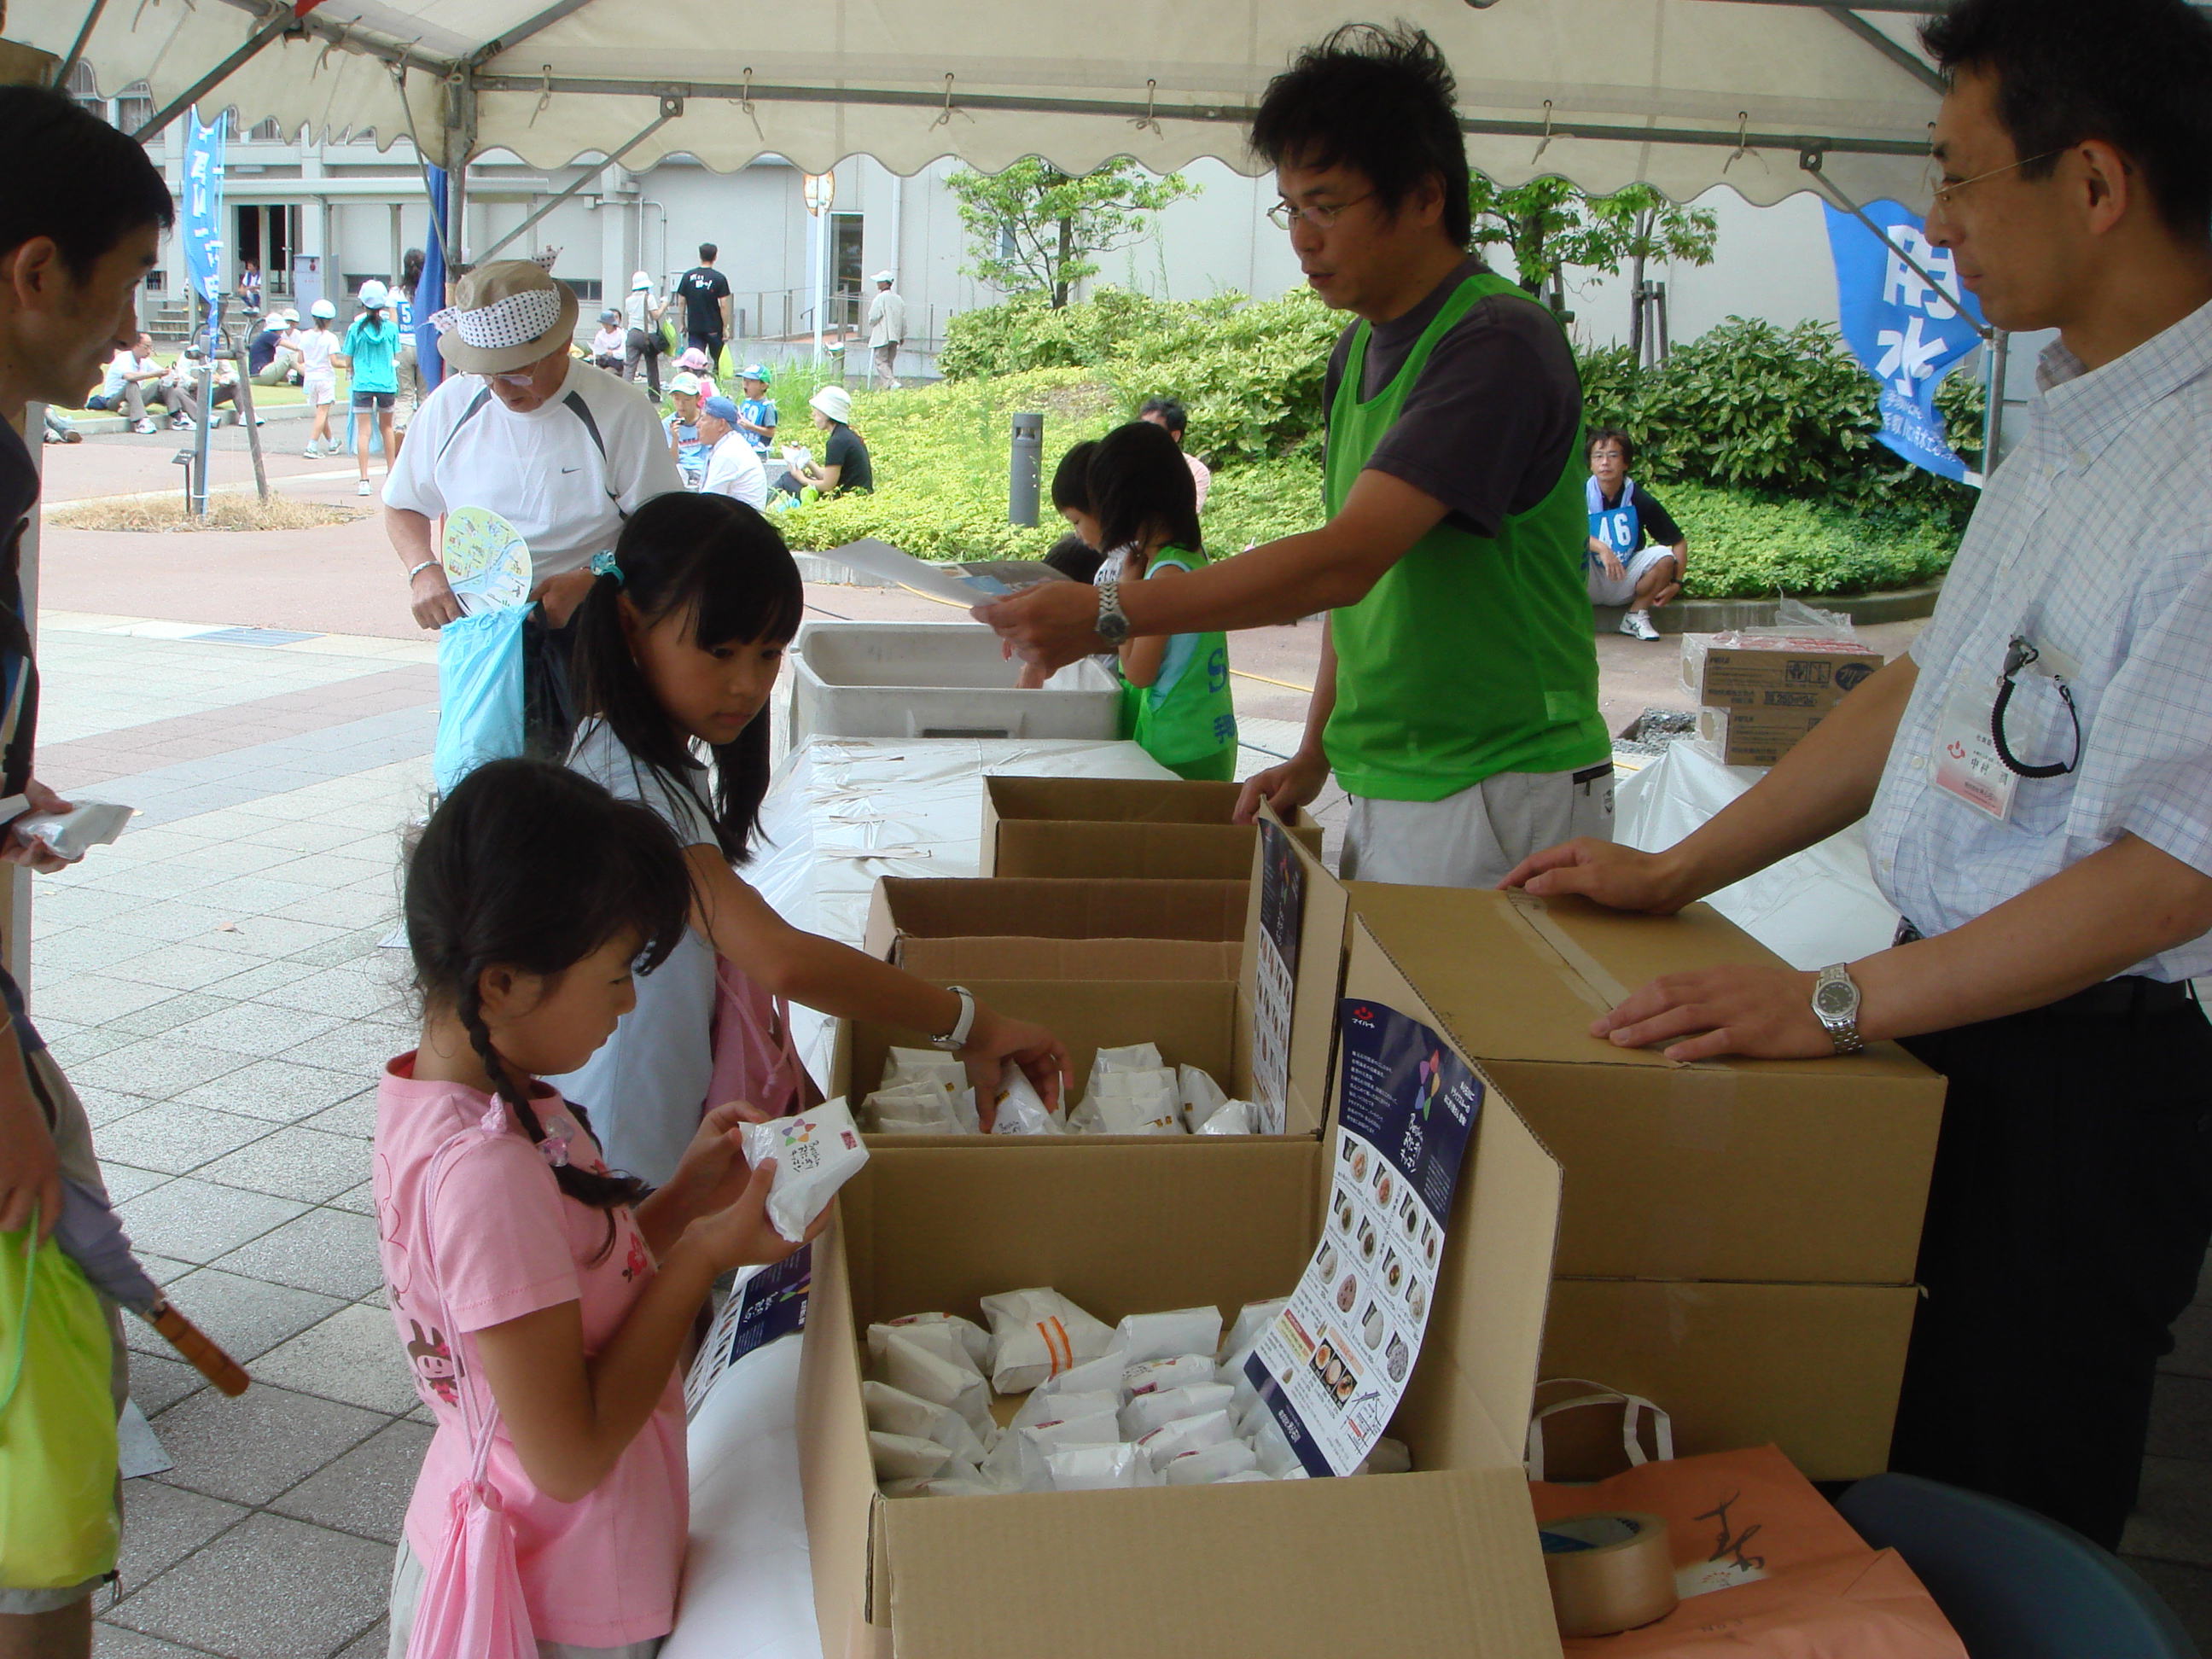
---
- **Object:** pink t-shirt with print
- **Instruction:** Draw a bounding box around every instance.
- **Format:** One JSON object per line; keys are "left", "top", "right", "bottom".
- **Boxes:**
{"left": 373, "top": 1054, "right": 687, "bottom": 1650}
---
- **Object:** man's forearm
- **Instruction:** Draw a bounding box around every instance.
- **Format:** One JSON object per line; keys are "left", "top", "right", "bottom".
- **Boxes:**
{"left": 1855, "top": 832, "right": 2212, "bottom": 1040}
{"left": 387, "top": 507, "right": 436, "bottom": 572}
{"left": 1660, "top": 654, "right": 1918, "bottom": 903}
{"left": 1121, "top": 527, "right": 1375, "bottom": 638}
{"left": 1297, "top": 620, "right": 1338, "bottom": 756}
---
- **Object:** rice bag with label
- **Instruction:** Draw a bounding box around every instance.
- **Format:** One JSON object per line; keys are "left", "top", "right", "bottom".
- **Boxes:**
{"left": 1219, "top": 1296, "right": 1289, "bottom": 1412}
{"left": 884, "top": 1047, "right": 968, "bottom": 1091}
{"left": 864, "top": 1081, "right": 978, "bottom": 1135}
{"left": 740, "top": 1097, "right": 868, "bottom": 1242}
{"left": 870, "top": 1430, "right": 958, "bottom": 1481}
{"left": 1115, "top": 1307, "right": 1223, "bottom": 1366}
{"left": 880, "top": 1311, "right": 992, "bottom": 1371}
{"left": 1161, "top": 1436, "right": 1260, "bottom": 1486}
{"left": 981, "top": 1411, "right": 1121, "bottom": 1492}
{"left": 1121, "top": 1381, "right": 1237, "bottom": 1440}
{"left": 990, "top": 1064, "right": 1064, "bottom": 1136}
{"left": 979, "top": 1288, "right": 1116, "bottom": 1393}
{"left": 1010, "top": 1387, "right": 1121, "bottom": 1432}
{"left": 1086, "top": 1044, "right": 1163, "bottom": 1091}
{"left": 883, "top": 1470, "right": 997, "bottom": 1498}
{"left": 1033, "top": 1345, "right": 1132, "bottom": 1399}
{"left": 1177, "top": 1063, "right": 1228, "bottom": 1131}
{"left": 1046, "top": 1441, "right": 1158, "bottom": 1492}
{"left": 1123, "top": 1353, "right": 1217, "bottom": 1397}
{"left": 1138, "top": 1407, "right": 1237, "bottom": 1472}
{"left": 870, "top": 1329, "right": 993, "bottom": 1436}
{"left": 1248, "top": 1407, "right": 1310, "bottom": 1479}
{"left": 1080, "top": 1068, "right": 1183, "bottom": 1136}
{"left": 862, "top": 1382, "right": 992, "bottom": 1465}
{"left": 1194, "top": 1099, "right": 1255, "bottom": 1136}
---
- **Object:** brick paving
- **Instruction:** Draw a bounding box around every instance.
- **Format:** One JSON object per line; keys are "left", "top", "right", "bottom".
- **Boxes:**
{"left": 17, "top": 429, "right": 2209, "bottom": 1656}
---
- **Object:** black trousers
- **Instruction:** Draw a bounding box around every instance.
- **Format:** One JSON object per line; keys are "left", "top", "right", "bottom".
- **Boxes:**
{"left": 1893, "top": 995, "right": 2212, "bottom": 1548}
{"left": 688, "top": 329, "right": 725, "bottom": 364}
{"left": 521, "top": 608, "right": 580, "bottom": 763}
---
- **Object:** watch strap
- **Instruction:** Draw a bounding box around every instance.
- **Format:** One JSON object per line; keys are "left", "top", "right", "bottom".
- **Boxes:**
{"left": 1097, "top": 576, "right": 1129, "bottom": 645}
{"left": 931, "top": 985, "right": 977, "bottom": 1051}
{"left": 1813, "top": 963, "right": 1865, "bottom": 1056}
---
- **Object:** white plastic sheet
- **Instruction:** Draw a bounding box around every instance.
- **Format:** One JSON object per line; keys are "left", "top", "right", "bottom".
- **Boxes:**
{"left": 1615, "top": 742, "right": 1898, "bottom": 970}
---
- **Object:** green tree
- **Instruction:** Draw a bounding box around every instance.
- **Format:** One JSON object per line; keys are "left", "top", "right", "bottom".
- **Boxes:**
{"left": 1465, "top": 176, "right": 1719, "bottom": 326}
{"left": 949, "top": 159, "right": 1199, "bottom": 307}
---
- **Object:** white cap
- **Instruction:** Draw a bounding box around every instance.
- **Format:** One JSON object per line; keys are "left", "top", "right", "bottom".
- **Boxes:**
{"left": 871, "top": 271, "right": 896, "bottom": 285}
{"left": 811, "top": 383, "right": 853, "bottom": 423}
{"left": 358, "top": 278, "right": 390, "bottom": 309}
{"left": 631, "top": 270, "right": 653, "bottom": 291}
{"left": 310, "top": 298, "right": 337, "bottom": 319}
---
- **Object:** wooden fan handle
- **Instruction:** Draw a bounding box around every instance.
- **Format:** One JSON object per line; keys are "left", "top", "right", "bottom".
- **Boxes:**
{"left": 148, "top": 1301, "right": 251, "bottom": 1396}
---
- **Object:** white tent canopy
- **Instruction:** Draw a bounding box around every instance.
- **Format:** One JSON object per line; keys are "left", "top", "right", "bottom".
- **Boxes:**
{"left": 26, "top": 0, "right": 1942, "bottom": 209}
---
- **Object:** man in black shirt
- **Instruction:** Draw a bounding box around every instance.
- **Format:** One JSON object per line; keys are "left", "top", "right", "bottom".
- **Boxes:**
{"left": 1582, "top": 428, "right": 1688, "bottom": 641}
{"left": 677, "top": 242, "right": 732, "bottom": 365}
{"left": 0, "top": 82, "right": 172, "bottom": 1659}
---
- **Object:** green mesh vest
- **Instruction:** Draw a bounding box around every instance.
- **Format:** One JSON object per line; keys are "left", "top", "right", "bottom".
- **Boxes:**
{"left": 1322, "top": 271, "right": 1608, "bottom": 800}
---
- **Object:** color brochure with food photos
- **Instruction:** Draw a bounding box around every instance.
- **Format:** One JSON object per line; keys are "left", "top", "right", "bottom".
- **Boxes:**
{"left": 684, "top": 1244, "right": 813, "bottom": 1415}
{"left": 1249, "top": 818, "right": 1305, "bottom": 1135}
{"left": 1244, "top": 1000, "right": 1483, "bottom": 1475}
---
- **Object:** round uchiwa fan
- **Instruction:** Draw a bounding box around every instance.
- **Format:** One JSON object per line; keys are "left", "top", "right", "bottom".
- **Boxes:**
{"left": 441, "top": 506, "right": 532, "bottom": 614}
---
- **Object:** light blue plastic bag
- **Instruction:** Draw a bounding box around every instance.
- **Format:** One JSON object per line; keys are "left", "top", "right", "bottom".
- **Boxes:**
{"left": 434, "top": 606, "right": 528, "bottom": 795}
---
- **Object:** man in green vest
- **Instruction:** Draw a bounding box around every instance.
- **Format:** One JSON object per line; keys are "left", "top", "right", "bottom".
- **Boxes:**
{"left": 975, "top": 22, "right": 1610, "bottom": 886}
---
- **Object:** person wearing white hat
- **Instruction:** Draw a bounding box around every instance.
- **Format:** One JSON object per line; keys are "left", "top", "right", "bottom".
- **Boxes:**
{"left": 621, "top": 269, "right": 667, "bottom": 394}
{"left": 297, "top": 297, "right": 341, "bottom": 456}
{"left": 774, "top": 381, "right": 872, "bottom": 498}
{"left": 385, "top": 260, "right": 682, "bottom": 746}
{"left": 866, "top": 270, "right": 905, "bottom": 391}
{"left": 248, "top": 308, "right": 300, "bottom": 386}
{"left": 336, "top": 279, "right": 401, "bottom": 495}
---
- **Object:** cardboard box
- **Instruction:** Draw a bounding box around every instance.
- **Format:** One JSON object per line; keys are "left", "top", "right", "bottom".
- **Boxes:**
{"left": 980, "top": 777, "right": 1324, "bottom": 880}
{"left": 1682, "top": 634, "right": 1884, "bottom": 710}
{"left": 896, "top": 934, "right": 1242, "bottom": 982}
{"left": 798, "top": 920, "right": 1568, "bottom": 1658}
{"left": 865, "top": 877, "right": 1250, "bottom": 963}
{"left": 1540, "top": 1278, "right": 1918, "bottom": 1481}
{"left": 1345, "top": 884, "right": 1945, "bottom": 1284}
{"left": 1694, "top": 702, "right": 1831, "bottom": 767}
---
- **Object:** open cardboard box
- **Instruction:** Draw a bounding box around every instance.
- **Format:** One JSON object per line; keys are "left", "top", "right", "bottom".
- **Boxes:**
{"left": 1345, "top": 883, "right": 1945, "bottom": 1285}
{"left": 837, "top": 814, "right": 1350, "bottom": 1142}
{"left": 866, "top": 876, "right": 1250, "bottom": 985}
{"left": 979, "top": 776, "right": 1324, "bottom": 879}
{"left": 1540, "top": 1278, "right": 1918, "bottom": 1481}
{"left": 797, "top": 919, "right": 1567, "bottom": 1658}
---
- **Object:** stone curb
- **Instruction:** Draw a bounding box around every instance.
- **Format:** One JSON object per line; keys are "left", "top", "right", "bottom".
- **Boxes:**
{"left": 1592, "top": 581, "right": 1944, "bottom": 635}
{"left": 59, "top": 401, "right": 317, "bottom": 439}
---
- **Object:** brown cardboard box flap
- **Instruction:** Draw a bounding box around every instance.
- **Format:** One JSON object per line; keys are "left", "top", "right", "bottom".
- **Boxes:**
{"left": 1238, "top": 804, "right": 1353, "bottom": 1140}
{"left": 895, "top": 935, "right": 1241, "bottom": 982}
{"left": 882, "top": 1470, "right": 1560, "bottom": 1658}
{"left": 1541, "top": 1278, "right": 1918, "bottom": 1481}
{"left": 985, "top": 776, "right": 1315, "bottom": 827}
{"left": 980, "top": 777, "right": 1324, "bottom": 879}
{"left": 865, "top": 878, "right": 1250, "bottom": 958}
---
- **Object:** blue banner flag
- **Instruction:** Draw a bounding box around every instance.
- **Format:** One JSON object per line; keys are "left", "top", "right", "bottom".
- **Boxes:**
{"left": 1822, "top": 201, "right": 1985, "bottom": 485}
{"left": 415, "top": 166, "right": 449, "bottom": 391}
{"left": 182, "top": 108, "right": 227, "bottom": 329}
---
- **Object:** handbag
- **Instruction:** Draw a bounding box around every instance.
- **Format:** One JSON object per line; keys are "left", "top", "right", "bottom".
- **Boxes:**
{"left": 405, "top": 1120, "right": 538, "bottom": 1659}
{"left": 704, "top": 958, "right": 818, "bottom": 1122}
{"left": 432, "top": 605, "right": 528, "bottom": 795}
{"left": 0, "top": 1215, "right": 118, "bottom": 1590}
{"left": 1530, "top": 1436, "right": 1967, "bottom": 1657}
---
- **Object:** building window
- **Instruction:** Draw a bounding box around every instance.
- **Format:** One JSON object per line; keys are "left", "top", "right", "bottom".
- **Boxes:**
{"left": 115, "top": 82, "right": 154, "bottom": 135}
{"left": 144, "top": 270, "right": 166, "bottom": 293}
{"left": 562, "top": 278, "right": 603, "bottom": 304}
{"left": 249, "top": 117, "right": 284, "bottom": 143}
{"left": 64, "top": 61, "right": 104, "bottom": 122}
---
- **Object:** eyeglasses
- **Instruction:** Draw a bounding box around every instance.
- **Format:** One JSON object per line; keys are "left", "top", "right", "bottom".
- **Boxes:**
{"left": 1266, "top": 191, "right": 1375, "bottom": 231}
{"left": 1923, "top": 149, "right": 2066, "bottom": 214}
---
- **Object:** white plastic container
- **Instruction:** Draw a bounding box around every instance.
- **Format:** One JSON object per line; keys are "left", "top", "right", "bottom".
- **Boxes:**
{"left": 789, "top": 620, "right": 1121, "bottom": 744}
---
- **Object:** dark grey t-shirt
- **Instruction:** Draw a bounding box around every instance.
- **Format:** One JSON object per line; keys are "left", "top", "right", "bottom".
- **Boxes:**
{"left": 1324, "top": 256, "right": 1583, "bottom": 538}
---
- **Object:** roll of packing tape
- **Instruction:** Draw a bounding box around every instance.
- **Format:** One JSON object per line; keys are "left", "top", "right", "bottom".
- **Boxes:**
{"left": 1539, "top": 1511, "right": 1679, "bottom": 1638}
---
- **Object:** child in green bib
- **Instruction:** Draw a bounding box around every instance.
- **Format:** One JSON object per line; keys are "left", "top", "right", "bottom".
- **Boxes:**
{"left": 1051, "top": 424, "right": 1237, "bottom": 781}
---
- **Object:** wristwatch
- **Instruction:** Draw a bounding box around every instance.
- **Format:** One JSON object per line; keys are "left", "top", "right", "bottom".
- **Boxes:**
{"left": 929, "top": 985, "right": 978, "bottom": 1052}
{"left": 1096, "top": 575, "right": 1131, "bottom": 646}
{"left": 1811, "top": 963, "right": 1865, "bottom": 1056}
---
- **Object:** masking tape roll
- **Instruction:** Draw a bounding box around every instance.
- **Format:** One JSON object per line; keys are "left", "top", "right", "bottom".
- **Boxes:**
{"left": 1540, "top": 1511, "right": 1679, "bottom": 1638}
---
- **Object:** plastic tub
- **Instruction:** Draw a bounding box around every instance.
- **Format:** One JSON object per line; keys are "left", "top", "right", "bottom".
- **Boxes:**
{"left": 789, "top": 620, "right": 1121, "bottom": 742}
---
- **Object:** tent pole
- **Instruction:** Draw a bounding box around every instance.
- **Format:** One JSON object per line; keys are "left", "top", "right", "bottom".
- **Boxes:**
{"left": 473, "top": 106, "right": 678, "bottom": 264}
{"left": 49, "top": 0, "right": 110, "bottom": 90}
{"left": 130, "top": 12, "right": 294, "bottom": 143}
{"left": 1979, "top": 330, "right": 2008, "bottom": 478}
{"left": 1802, "top": 158, "right": 1993, "bottom": 343}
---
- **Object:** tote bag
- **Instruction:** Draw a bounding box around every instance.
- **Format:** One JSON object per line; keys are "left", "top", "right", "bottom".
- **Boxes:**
{"left": 0, "top": 1220, "right": 119, "bottom": 1589}
{"left": 433, "top": 605, "right": 528, "bottom": 795}
{"left": 703, "top": 958, "right": 816, "bottom": 1122}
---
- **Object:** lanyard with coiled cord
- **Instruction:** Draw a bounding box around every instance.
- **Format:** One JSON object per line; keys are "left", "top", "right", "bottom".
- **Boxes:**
{"left": 1991, "top": 635, "right": 2082, "bottom": 780}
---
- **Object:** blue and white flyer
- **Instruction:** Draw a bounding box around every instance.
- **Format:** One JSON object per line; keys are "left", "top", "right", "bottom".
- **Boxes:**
{"left": 1245, "top": 999, "right": 1483, "bottom": 1475}
{"left": 684, "top": 1244, "right": 813, "bottom": 1414}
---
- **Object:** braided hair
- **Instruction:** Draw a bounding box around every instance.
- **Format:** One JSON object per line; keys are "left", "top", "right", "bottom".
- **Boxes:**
{"left": 404, "top": 759, "right": 694, "bottom": 1217}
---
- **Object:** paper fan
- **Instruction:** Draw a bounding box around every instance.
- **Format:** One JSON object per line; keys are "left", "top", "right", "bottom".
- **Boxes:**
{"left": 441, "top": 506, "right": 532, "bottom": 612}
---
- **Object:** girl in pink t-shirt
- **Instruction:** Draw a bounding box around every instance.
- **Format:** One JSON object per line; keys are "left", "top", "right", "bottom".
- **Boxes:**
{"left": 375, "top": 758, "right": 825, "bottom": 1659}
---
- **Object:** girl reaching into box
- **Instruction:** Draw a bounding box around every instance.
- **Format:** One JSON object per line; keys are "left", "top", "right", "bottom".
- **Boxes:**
{"left": 552, "top": 492, "right": 1069, "bottom": 1184}
{"left": 1052, "top": 422, "right": 1238, "bottom": 782}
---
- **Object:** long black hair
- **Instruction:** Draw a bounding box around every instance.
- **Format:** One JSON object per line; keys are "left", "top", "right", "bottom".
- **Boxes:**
{"left": 569, "top": 492, "right": 806, "bottom": 864}
{"left": 1080, "top": 422, "right": 1202, "bottom": 558}
{"left": 405, "top": 759, "right": 694, "bottom": 1215}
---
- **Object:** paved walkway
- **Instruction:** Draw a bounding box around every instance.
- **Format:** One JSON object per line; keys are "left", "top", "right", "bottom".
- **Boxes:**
{"left": 19, "top": 428, "right": 2211, "bottom": 1656}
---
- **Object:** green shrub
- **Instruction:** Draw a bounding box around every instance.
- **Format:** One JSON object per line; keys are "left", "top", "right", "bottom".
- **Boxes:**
{"left": 1661, "top": 482, "right": 1959, "bottom": 598}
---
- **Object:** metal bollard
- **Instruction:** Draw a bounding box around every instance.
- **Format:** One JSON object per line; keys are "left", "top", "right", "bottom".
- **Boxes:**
{"left": 1009, "top": 412, "right": 1044, "bottom": 527}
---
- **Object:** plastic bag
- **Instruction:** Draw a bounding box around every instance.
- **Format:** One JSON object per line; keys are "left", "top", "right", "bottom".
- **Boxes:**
{"left": 1162, "top": 1438, "right": 1259, "bottom": 1486}
{"left": 740, "top": 1097, "right": 868, "bottom": 1242}
{"left": 1194, "top": 1099, "right": 1255, "bottom": 1135}
{"left": 863, "top": 1382, "right": 992, "bottom": 1466}
{"left": 1045, "top": 1442, "right": 1157, "bottom": 1492}
{"left": 0, "top": 1224, "right": 118, "bottom": 1590}
{"left": 980, "top": 1288, "right": 1117, "bottom": 1392}
{"left": 990, "top": 1065, "right": 1064, "bottom": 1136}
{"left": 1115, "top": 1307, "right": 1223, "bottom": 1366}
{"left": 12, "top": 800, "right": 132, "bottom": 864}
{"left": 1124, "top": 1353, "right": 1217, "bottom": 1396}
{"left": 1076, "top": 1068, "right": 1183, "bottom": 1136}
{"left": 433, "top": 605, "right": 529, "bottom": 795}
{"left": 1121, "top": 1381, "right": 1236, "bottom": 1440}
{"left": 1178, "top": 1064, "right": 1228, "bottom": 1131}
{"left": 879, "top": 1312, "right": 991, "bottom": 1371}
{"left": 1138, "top": 1407, "right": 1236, "bottom": 1471}
{"left": 1010, "top": 1387, "right": 1121, "bottom": 1432}
{"left": 869, "top": 1330, "right": 993, "bottom": 1435}
{"left": 869, "top": 1429, "right": 958, "bottom": 1481}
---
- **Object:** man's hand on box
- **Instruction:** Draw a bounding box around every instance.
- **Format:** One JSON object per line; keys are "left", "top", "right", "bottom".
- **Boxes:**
{"left": 1500, "top": 838, "right": 1692, "bottom": 913}
{"left": 1234, "top": 749, "right": 1329, "bottom": 824}
{"left": 1595, "top": 964, "right": 1827, "bottom": 1062}
{"left": 973, "top": 581, "right": 1103, "bottom": 674}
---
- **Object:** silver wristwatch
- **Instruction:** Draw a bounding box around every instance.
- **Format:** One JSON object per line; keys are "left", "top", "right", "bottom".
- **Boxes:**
{"left": 1811, "top": 963, "right": 1865, "bottom": 1055}
{"left": 1096, "top": 575, "right": 1132, "bottom": 646}
{"left": 929, "top": 985, "right": 978, "bottom": 1052}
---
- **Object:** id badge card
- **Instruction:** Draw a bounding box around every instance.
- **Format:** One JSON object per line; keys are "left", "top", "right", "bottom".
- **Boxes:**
{"left": 1931, "top": 674, "right": 2016, "bottom": 822}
